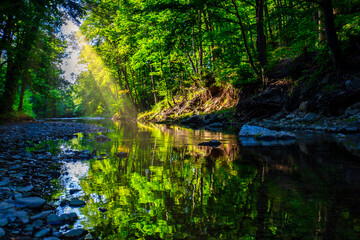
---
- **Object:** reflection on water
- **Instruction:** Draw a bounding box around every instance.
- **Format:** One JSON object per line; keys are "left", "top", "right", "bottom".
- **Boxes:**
{"left": 53, "top": 120, "right": 360, "bottom": 239}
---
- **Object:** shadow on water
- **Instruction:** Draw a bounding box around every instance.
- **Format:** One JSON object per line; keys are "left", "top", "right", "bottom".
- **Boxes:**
{"left": 51, "top": 119, "right": 360, "bottom": 239}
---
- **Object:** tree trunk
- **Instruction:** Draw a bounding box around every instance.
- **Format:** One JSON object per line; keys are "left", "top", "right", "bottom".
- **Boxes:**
{"left": 231, "top": 0, "right": 259, "bottom": 76}
{"left": 256, "top": 0, "right": 268, "bottom": 85}
{"left": 198, "top": 10, "right": 203, "bottom": 79}
{"left": 0, "top": 59, "right": 19, "bottom": 114}
{"left": 321, "top": 0, "right": 342, "bottom": 70}
{"left": 121, "top": 65, "right": 137, "bottom": 114}
{"left": 18, "top": 79, "right": 27, "bottom": 112}
{"left": 318, "top": 10, "right": 326, "bottom": 43}
{"left": 150, "top": 64, "right": 158, "bottom": 104}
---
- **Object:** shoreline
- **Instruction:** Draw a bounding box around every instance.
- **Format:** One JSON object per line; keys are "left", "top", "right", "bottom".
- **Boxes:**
{"left": 151, "top": 109, "right": 360, "bottom": 135}
{"left": 0, "top": 122, "right": 109, "bottom": 239}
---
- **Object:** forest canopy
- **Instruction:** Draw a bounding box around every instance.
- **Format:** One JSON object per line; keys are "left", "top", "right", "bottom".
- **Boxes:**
{"left": 0, "top": 0, "right": 359, "bottom": 119}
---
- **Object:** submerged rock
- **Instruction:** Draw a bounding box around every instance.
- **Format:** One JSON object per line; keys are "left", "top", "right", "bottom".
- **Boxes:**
{"left": 69, "top": 199, "right": 86, "bottom": 207}
{"left": 198, "top": 140, "right": 222, "bottom": 147}
{"left": 239, "top": 124, "right": 296, "bottom": 139}
{"left": 95, "top": 135, "right": 111, "bottom": 142}
{"left": 98, "top": 207, "right": 108, "bottom": 213}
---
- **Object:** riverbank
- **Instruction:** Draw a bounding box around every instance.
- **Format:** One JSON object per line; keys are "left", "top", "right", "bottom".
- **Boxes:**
{"left": 0, "top": 122, "right": 109, "bottom": 239}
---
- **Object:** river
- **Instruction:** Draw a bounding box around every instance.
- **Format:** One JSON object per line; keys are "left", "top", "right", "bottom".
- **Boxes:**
{"left": 48, "top": 119, "right": 360, "bottom": 239}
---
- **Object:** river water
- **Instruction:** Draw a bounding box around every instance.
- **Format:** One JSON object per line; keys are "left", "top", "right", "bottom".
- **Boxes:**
{"left": 50, "top": 119, "right": 360, "bottom": 239}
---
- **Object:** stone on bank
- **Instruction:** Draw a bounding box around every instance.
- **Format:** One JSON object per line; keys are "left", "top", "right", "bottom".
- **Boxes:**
{"left": 239, "top": 124, "right": 296, "bottom": 139}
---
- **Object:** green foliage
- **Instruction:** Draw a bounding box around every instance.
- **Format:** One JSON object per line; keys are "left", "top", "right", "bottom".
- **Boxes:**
{"left": 1, "top": 0, "right": 359, "bottom": 118}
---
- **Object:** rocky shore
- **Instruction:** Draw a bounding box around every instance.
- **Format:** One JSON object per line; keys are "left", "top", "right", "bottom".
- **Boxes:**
{"left": 0, "top": 122, "right": 109, "bottom": 239}
{"left": 174, "top": 102, "right": 360, "bottom": 134}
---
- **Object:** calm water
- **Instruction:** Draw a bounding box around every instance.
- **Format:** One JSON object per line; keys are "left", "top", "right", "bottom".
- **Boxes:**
{"left": 50, "top": 119, "right": 360, "bottom": 239}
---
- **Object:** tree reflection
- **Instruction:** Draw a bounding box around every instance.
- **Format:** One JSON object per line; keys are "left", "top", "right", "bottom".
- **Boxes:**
{"left": 62, "top": 121, "right": 360, "bottom": 239}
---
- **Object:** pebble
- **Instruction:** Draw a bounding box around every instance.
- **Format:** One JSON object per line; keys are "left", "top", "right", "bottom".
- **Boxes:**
{"left": 0, "top": 122, "right": 109, "bottom": 239}
{"left": 17, "top": 185, "right": 34, "bottom": 192}
{"left": 30, "top": 210, "right": 52, "bottom": 220}
{"left": 0, "top": 219, "right": 8, "bottom": 227}
{"left": 63, "top": 228, "right": 88, "bottom": 238}
{"left": 47, "top": 214, "right": 65, "bottom": 225}
{"left": 15, "top": 197, "right": 46, "bottom": 209}
{"left": 34, "top": 228, "right": 51, "bottom": 238}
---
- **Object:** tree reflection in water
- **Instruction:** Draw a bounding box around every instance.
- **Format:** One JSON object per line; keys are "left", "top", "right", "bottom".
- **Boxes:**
{"left": 57, "top": 120, "right": 360, "bottom": 239}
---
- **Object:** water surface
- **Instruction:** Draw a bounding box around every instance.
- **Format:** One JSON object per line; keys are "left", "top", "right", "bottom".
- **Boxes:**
{"left": 52, "top": 119, "right": 360, "bottom": 239}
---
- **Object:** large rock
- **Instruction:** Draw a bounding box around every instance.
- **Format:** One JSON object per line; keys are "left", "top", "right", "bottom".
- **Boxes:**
{"left": 15, "top": 197, "right": 46, "bottom": 209}
{"left": 239, "top": 125, "right": 296, "bottom": 139}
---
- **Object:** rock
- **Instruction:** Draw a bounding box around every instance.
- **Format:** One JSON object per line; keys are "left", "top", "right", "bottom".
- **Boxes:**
{"left": 336, "top": 133, "right": 346, "bottom": 138}
{"left": 46, "top": 214, "right": 65, "bottom": 225}
{"left": 69, "top": 199, "right": 86, "bottom": 207}
{"left": 0, "top": 228, "right": 5, "bottom": 238}
{"left": 208, "top": 122, "right": 223, "bottom": 128}
{"left": 61, "top": 213, "right": 77, "bottom": 224}
{"left": 345, "top": 77, "right": 360, "bottom": 92}
{"left": 302, "top": 113, "right": 320, "bottom": 122}
{"left": 181, "top": 115, "right": 204, "bottom": 126}
{"left": 299, "top": 101, "right": 309, "bottom": 112}
{"left": 239, "top": 136, "right": 296, "bottom": 146}
{"left": 98, "top": 207, "right": 108, "bottom": 213}
{"left": 60, "top": 200, "right": 70, "bottom": 207}
{"left": 286, "top": 113, "right": 296, "bottom": 119}
{"left": 115, "top": 152, "right": 128, "bottom": 158}
{"left": 239, "top": 125, "right": 296, "bottom": 139}
{"left": 0, "top": 219, "right": 7, "bottom": 227}
{"left": 0, "top": 180, "right": 10, "bottom": 187}
{"left": 63, "top": 229, "right": 88, "bottom": 239}
{"left": 30, "top": 210, "right": 52, "bottom": 220}
{"left": 35, "top": 228, "right": 51, "bottom": 238}
{"left": 198, "top": 140, "right": 222, "bottom": 147}
{"left": 69, "top": 189, "right": 81, "bottom": 195}
{"left": 0, "top": 202, "right": 12, "bottom": 211}
{"left": 32, "top": 219, "right": 43, "bottom": 227}
{"left": 95, "top": 135, "right": 111, "bottom": 142}
{"left": 17, "top": 185, "right": 34, "bottom": 192}
{"left": 15, "top": 197, "right": 46, "bottom": 209}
